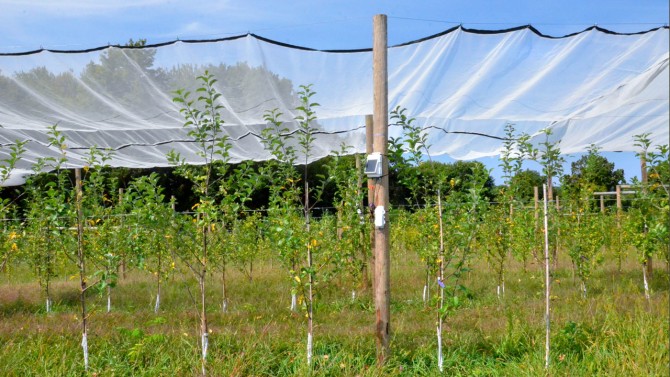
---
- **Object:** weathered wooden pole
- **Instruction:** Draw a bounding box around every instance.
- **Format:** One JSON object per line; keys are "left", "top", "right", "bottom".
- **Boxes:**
{"left": 355, "top": 153, "right": 369, "bottom": 292}
{"left": 372, "top": 13, "right": 390, "bottom": 365}
{"left": 366, "top": 114, "right": 375, "bottom": 292}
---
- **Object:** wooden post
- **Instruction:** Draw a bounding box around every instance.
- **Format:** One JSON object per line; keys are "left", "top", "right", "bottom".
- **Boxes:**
{"left": 356, "top": 153, "right": 371, "bottom": 291}
{"left": 600, "top": 194, "right": 605, "bottom": 213}
{"left": 615, "top": 185, "right": 622, "bottom": 227}
{"left": 366, "top": 114, "right": 375, "bottom": 292}
{"left": 372, "top": 14, "right": 390, "bottom": 365}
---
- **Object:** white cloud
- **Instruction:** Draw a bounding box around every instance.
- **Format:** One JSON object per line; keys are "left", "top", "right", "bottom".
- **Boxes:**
{"left": 167, "top": 21, "right": 228, "bottom": 39}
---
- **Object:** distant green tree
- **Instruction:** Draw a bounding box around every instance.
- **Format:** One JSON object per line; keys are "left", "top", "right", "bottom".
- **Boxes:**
{"left": 165, "top": 62, "right": 296, "bottom": 119}
{"left": 81, "top": 39, "right": 165, "bottom": 108}
{"left": 507, "top": 169, "right": 545, "bottom": 203}
{"left": 561, "top": 145, "right": 625, "bottom": 197}
{"left": 417, "top": 160, "right": 496, "bottom": 203}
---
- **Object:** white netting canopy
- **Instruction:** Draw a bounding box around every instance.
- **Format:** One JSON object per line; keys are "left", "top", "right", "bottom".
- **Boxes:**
{"left": 0, "top": 25, "right": 668, "bottom": 182}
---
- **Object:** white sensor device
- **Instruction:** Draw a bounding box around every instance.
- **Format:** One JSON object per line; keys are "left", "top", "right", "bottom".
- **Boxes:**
{"left": 364, "top": 153, "right": 383, "bottom": 178}
{"left": 374, "top": 205, "right": 386, "bottom": 229}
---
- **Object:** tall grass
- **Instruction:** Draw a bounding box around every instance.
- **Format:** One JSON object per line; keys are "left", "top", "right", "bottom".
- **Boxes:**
{"left": 1, "top": 246, "right": 668, "bottom": 376}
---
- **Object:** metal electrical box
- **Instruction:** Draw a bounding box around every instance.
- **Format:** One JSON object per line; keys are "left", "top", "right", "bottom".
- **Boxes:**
{"left": 365, "top": 153, "right": 383, "bottom": 178}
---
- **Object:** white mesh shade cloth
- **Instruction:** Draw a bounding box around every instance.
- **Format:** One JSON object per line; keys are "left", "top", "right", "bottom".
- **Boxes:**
{"left": 0, "top": 26, "right": 667, "bottom": 183}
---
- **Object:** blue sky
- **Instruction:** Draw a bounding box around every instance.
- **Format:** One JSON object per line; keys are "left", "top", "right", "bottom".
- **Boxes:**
{"left": 0, "top": 0, "right": 667, "bottom": 184}
{"left": 1, "top": 1, "right": 667, "bottom": 51}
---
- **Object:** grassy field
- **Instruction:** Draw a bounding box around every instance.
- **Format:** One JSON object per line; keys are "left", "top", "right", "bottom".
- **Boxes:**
{"left": 1, "top": 247, "right": 668, "bottom": 376}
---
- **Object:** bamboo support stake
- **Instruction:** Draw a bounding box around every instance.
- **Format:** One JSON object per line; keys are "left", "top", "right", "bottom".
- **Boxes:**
{"left": 542, "top": 184, "right": 551, "bottom": 371}
{"left": 200, "top": 214, "right": 209, "bottom": 376}
{"left": 305, "top": 180, "right": 314, "bottom": 367}
{"left": 221, "top": 264, "right": 228, "bottom": 313}
{"left": 373, "top": 14, "right": 390, "bottom": 365}
{"left": 533, "top": 186, "right": 539, "bottom": 261}
{"left": 119, "top": 187, "right": 126, "bottom": 280}
{"left": 75, "top": 168, "right": 89, "bottom": 371}
{"left": 553, "top": 195, "right": 560, "bottom": 269}
{"left": 641, "top": 155, "right": 653, "bottom": 278}
{"left": 437, "top": 189, "right": 445, "bottom": 372}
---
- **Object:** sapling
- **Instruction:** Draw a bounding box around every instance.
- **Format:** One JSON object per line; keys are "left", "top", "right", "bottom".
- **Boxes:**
{"left": 215, "top": 160, "right": 262, "bottom": 313}
{"left": 28, "top": 139, "right": 69, "bottom": 313}
{"left": 487, "top": 126, "right": 514, "bottom": 302}
{"left": 510, "top": 206, "right": 538, "bottom": 272}
{"left": 58, "top": 145, "right": 115, "bottom": 371}
{"left": 261, "top": 85, "right": 326, "bottom": 366}
{"left": 322, "top": 144, "right": 369, "bottom": 299}
{"left": 294, "top": 84, "right": 326, "bottom": 367}
{"left": 230, "top": 211, "right": 263, "bottom": 283}
{"left": 391, "top": 106, "right": 482, "bottom": 373}
{"left": 0, "top": 218, "right": 22, "bottom": 276}
{"left": 560, "top": 146, "right": 607, "bottom": 298}
{"left": 390, "top": 106, "right": 436, "bottom": 304}
{"left": 75, "top": 146, "right": 117, "bottom": 369}
{"left": 488, "top": 123, "right": 533, "bottom": 301}
{"left": 79, "top": 147, "right": 119, "bottom": 314}
{"left": 88, "top": 195, "right": 123, "bottom": 314}
{"left": 519, "top": 128, "right": 564, "bottom": 268}
{"left": 628, "top": 133, "right": 669, "bottom": 300}
{"left": 441, "top": 162, "right": 489, "bottom": 365}
{"left": 168, "top": 71, "right": 232, "bottom": 376}
{"left": 389, "top": 108, "right": 445, "bottom": 306}
{"left": 259, "top": 107, "right": 302, "bottom": 312}
{"left": 563, "top": 199, "right": 604, "bottom": 298}
{"left": 126, "top": 173, "right": 174, "bottom": 313}
{"left": 388, "top": 134, "right": 435, "bottom": 302}
{"left": 0, "top": 140, "right": 26, "bottom": 276}
{"left": 482, "top": 206, "right": 511, "bottom": 302}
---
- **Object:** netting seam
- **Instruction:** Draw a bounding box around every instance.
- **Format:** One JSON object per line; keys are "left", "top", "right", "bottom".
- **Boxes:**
{"left": 2, "top": 25, "right": 666, "bottom": 56}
